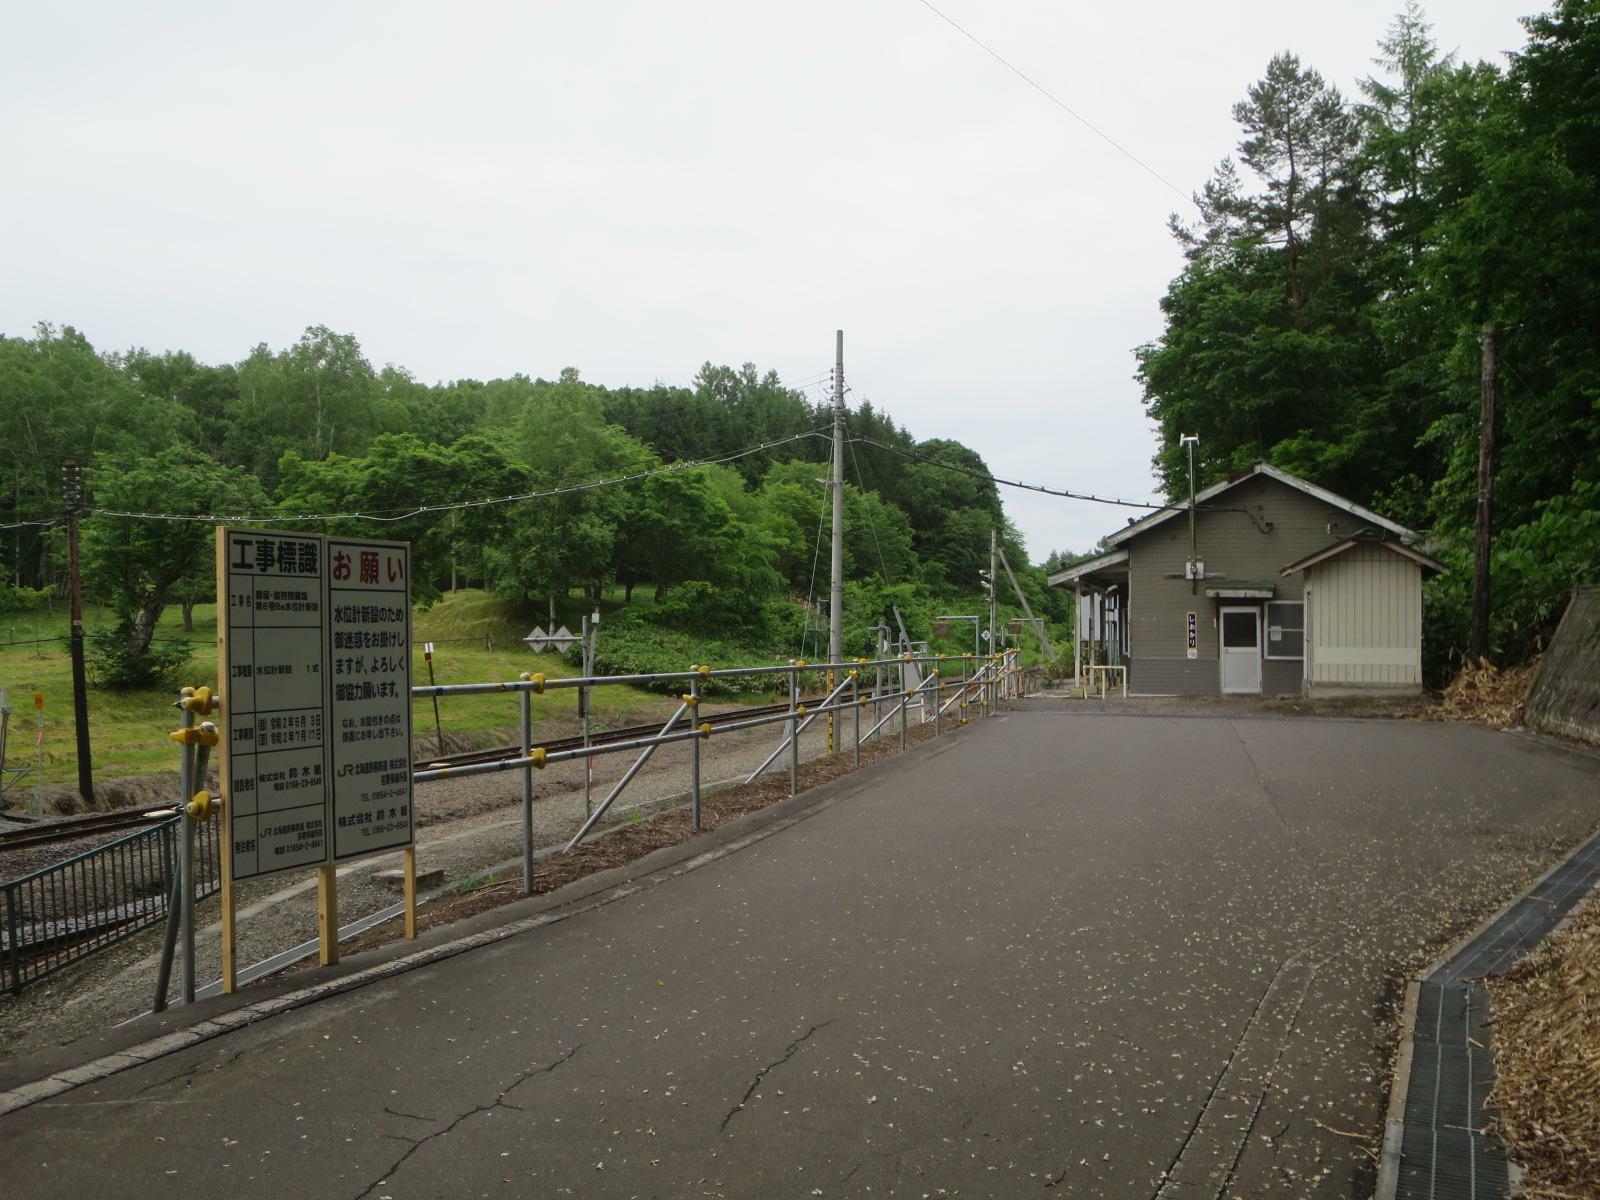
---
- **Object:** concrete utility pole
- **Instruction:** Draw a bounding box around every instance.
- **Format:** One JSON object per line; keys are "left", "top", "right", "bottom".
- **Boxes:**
{"left": 1471, "top": 323, "right": 1498, "bottom": 663}
{"left": 829, "top": 330, "right": 845, "bottom": 669}
{"left": 988, "top": 527, "right": 998, "bottom": 660}
{"left": 828, "top": 330, "right": 845, "bottom": 752}
{"left": 63, "top": 459, "right": 93, "bottom": 805}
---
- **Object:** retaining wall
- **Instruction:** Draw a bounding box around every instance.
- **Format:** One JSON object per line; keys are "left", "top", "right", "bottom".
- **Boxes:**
{"left": 1525, "top": 585, "right": 1600, "bottom": 745}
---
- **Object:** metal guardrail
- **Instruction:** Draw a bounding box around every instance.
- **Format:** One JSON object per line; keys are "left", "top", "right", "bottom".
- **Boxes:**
{"left": 2, "top": 813, "right": 219, "bottom": 994}
{"left": 2, "top": 650, "right": 1026, "bottom": 998}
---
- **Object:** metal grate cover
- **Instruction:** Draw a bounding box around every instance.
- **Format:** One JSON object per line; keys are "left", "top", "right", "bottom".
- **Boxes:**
{"left": 1394, "top": 825, "right": 1600, "bottom": 1199}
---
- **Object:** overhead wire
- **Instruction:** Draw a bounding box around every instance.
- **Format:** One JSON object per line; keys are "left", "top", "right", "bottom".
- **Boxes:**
{"left": 845, "top": 431, "right": 898, "bottom": 587}
{"left": 89, "top": 429, "right": 831, "bottom": 525}
{"left": 913, "top": 0, "right": 1190, "bottom": 203}
{"left": 848, "top": 434, "right": 1242, "bottom": 514}
{"left": 800, "top": 480, "right": 830, "bottom": 660}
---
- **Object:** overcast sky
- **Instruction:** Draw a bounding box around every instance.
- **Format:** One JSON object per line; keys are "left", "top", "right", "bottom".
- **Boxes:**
{"left": 3, "top": 1, "right": 1532, "bottom": 560}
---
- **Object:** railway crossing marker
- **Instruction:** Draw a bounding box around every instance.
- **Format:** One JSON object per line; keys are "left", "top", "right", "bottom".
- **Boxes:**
{"left": 522, "top": 625, "right": 582, "bottom": 653}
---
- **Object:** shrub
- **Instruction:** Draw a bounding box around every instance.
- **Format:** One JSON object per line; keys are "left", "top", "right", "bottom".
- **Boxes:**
{"left": 87, "top": 623, "right": 193, "bottom": 690}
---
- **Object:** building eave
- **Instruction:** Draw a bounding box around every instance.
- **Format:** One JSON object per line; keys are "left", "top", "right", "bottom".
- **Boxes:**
{"left": 1103, "top": 463, "right": 1418, "bottom": 549}
{"left": 1047, "top": 548, "right": 1130, "bottom": 588}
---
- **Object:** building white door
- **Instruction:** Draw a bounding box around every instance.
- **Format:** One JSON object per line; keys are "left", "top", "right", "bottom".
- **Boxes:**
{"left": 1219, "top": 607, "right": 1262, "bottom": 694}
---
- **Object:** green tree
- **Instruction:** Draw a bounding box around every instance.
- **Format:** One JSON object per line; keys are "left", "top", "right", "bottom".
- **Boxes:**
{"left": 81, "top": 447, "right": 267, "bottom": 680}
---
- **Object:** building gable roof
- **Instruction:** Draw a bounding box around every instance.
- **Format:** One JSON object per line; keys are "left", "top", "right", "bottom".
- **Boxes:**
{"left": 1045, "top": 548, "right": 1129, "bottom": 588}
{"left": 1279, "top": 530, "right": 1448, "bottom": 577}
{"left": 1104, "top": 463, "right": 1416, "bottom": 549}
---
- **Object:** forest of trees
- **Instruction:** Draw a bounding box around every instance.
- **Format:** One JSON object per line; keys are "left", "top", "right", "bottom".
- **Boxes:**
{"left": 6, "top": 2, "right": 1595, "bottom": 689}
{"left": 0, "top": 322, "right": 1065, "bottom": 686}
{"left": 1138, "top": 0, "right": 1600, "bottom": 669}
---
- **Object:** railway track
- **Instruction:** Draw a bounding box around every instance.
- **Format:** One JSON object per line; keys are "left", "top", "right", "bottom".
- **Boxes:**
{"left": 414, "top": 698, "right": 828, "bottom": 771}
{"left": 1, "top": 806, "right": 180, "bottom": 853}
{"left": 2, "top": 698, "right": 848, "bottom": 855}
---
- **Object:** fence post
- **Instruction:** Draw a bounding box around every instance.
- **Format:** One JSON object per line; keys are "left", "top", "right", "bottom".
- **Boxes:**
{"left": 788, "top": 663, "right": 800, "bottom": 798}
{"left": 899, "top": 656, "right": 908, "bottom": 751}
{"left": 689, "top": 675, "right": 702, "bottom": 830}
{"left": 851, "top": 665, "right": 861, "bottom": 770}
{"left": 174, "top": 698, "right": 197, "bottom": 1005}
{"left": 4, "top": 884, "right": 20, "bottom": 995}
{"left": 519, "top": 680, "right": 533, "bottom": 895}
{"left": 933, "top": 656, "right": 943, "bottom": 736}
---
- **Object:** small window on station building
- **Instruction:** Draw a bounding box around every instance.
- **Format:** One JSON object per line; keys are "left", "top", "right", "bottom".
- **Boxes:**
{"left": 1265, "top": 601, "right": 1304, "bottom": 660}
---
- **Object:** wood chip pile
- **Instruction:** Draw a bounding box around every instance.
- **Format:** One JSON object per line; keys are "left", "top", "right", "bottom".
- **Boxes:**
{"left": 1488, "top": 901, "right": 1600, "bottom": 1198}
{"left": 1432, "top": 657, "right": 1538, "bottom": 727}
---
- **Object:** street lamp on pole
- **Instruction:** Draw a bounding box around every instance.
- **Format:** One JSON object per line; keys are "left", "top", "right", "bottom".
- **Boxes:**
{"left": 1180, "top": 434, "right": 1199, "bottom": 594}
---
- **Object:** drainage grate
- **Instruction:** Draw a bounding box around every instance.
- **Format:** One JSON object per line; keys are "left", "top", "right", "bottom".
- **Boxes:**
{"left": 1392, "top": 826, "right": 1600, "bottom": 1199}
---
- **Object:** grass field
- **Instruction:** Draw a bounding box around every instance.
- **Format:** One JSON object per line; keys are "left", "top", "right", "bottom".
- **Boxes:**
{"left": 0, "top": 590, "right": 672, "bottom": 789}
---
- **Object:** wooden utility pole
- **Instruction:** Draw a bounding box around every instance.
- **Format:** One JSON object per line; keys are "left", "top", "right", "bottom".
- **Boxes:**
{"left": 828, "top": 330, "right": 845, "bottom": 752}
{"left": 1470, "top": 323, "right": 1497, "bottom": 663}
{"left": 63, "top": 459, "right": 94, "bottom": 805}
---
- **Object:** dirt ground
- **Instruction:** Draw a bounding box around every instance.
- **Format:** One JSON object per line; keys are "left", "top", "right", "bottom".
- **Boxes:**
{"left": 1489, "top": 897, "right": 1600, "bottom": 1199}
{"left": 0, "top": 696, "right": 931, "bottom": 1063}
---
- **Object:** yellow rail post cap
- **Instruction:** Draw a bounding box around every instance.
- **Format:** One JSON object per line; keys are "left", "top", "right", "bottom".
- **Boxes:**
{"left": 196, "top": 724, "right": 220, "bottom": 747}
{"left": 168, "top": 727, "right": 204, "bottom": 746}
{"left": 795, "top": 705, "right": 807, "bottom": 716}
{"left": 697, "top": 664, "right": 712, "bottom": 678}
{"left": 848, "top": 668, "right": 858, "bottom": 679}
{"left": 681, "top": 693, "right": 699, "bottom": 707}
{"left": 185, "top": 790, "right": 214, "bottom": 821}
{"left": 530, "top": 747, "right": 547, "bottom": 769}
{"left": 793, "top": 659, "right": 807, "bottom": 670}
{"left": 698, "top": 722, "right": 712, "bottom": 738}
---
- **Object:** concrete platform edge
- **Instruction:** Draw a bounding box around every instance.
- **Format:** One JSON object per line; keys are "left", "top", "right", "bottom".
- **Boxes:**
{"left": 0, "top": 721, "right": 978, "bottom": 1115}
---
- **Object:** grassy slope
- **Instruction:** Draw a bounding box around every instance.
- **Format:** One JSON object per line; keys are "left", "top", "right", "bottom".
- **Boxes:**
{"left": 0, "top": 591, "right": 669, "bottom": 788}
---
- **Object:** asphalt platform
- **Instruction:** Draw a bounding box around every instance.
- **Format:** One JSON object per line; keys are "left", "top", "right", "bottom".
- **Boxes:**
{"left": 2, "top": 712, "right": 1598, "bottom": 1198}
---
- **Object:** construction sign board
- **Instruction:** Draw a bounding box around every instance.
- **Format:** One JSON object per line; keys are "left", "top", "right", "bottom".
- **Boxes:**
{"left": 327, "top": 537, "right": 415, "bottom": 863}
{"left": 217, "top": 529, "right": 414, "bottom": 882}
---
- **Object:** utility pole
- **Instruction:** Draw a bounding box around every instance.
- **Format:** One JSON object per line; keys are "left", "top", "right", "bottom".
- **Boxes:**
{"left": 1470, "top": 323, "right": 1497, "bottom": 663}
{"left": 828, "top": 330, "right": 845, "bottom": 752}
{"left": 63, "top": 459, "right": 94, "bottom": 805}
{"left": 988, "top": 527, "right": 998, "bottom": 661}
{"left": 1180, "top": 434, "right": 1199, "bottom": 594}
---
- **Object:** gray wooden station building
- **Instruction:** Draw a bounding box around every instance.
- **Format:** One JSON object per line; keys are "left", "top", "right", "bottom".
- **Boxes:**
{"left": 1048, "top": 464, "right": 1446, "bottom": 696}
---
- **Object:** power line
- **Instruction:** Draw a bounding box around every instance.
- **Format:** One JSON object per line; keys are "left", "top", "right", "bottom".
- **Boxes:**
{"left": 850, "top": 434, "right": 1240, "bottom": 514}
{"left": 913, "top": 0, "right": 1190, "bottom": 203}
{"left": 845, "top": 433, "right": 898, "bottom": 586}
{"left": 90, "top": 429, "right": 831, "bottom": 526}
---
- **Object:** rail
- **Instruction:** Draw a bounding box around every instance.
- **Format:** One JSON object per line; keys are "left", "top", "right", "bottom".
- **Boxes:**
{"left": 1, "top": 650, "right": 1026, "bottom": 997}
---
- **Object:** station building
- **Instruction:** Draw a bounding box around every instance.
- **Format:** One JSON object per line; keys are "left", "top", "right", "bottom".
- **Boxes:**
{"left": 1047, "top": 464, "right": 1446, "bottom": 696}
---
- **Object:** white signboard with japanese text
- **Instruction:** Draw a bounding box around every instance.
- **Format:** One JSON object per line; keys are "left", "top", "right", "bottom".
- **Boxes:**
{"left": 217, "top": 529, "right": 414, "bottom": 882}
{"left": 217, "top": 530, "right": 331, "bottom": 881}
{"left": 327, "top": 538, "right": 415, "bottom": 862}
